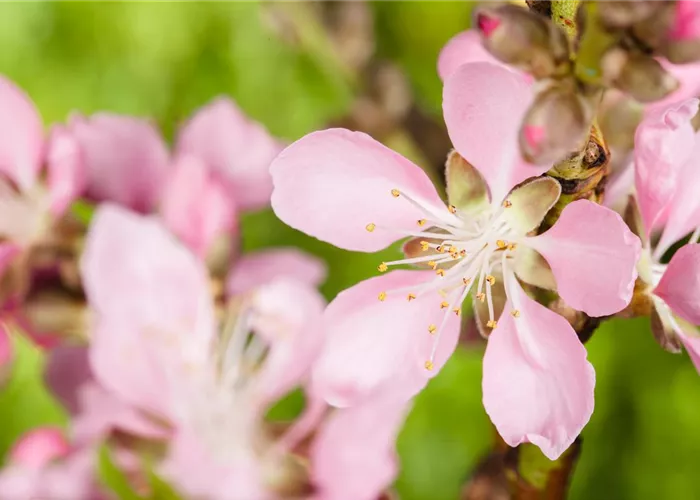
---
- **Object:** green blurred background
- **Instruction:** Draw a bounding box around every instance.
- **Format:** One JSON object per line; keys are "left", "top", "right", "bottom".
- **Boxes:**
{"left": 0, "top": 2, "right": 698, "bottom": 499}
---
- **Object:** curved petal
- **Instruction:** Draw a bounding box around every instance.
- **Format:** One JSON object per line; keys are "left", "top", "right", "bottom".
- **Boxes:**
{"left": 226, "top": 248, "right": 327, "bottom": 295}
{"left": 527, "top": 200, "right": 641, "bottom": 317}
{"left": 160, "top": 155, "right": 238, "bottom": 258}
{"left": 81, "top": 205, "right": 216, "bottom": 418}
{"left": 482, "top": 279, "right": 595, "bottom": 460}
{"left": 311, "top": 393, "right": 410, "bottom": 500}
{"left": 654, "top": 244, "right": 700, "bottom": 324}
{"left": 634, "top": 98, "right": 698, "bottom": 235}
{"left": 437, "top": 30, "right": 501, "bottom": 81}
{"left": 311, "top": 271, "right": 458, "bottom": 407}
{"left": 677, "top": 322, "right": 700, "bottom": 374}
{"left": 443, "top": 62, "right": 546, "bottom": 204}
{"left": 45, "top": 125, "right": 86, "bottom": 216}
{"left": 81, "top": 204, "right": 215, "bottom": 343}
{"left": 646, "top": 60, "right": 700, "bottom": 115}
{"left": 68, "top": 113, "right": 169, "bottom": 213}
{"left": 270, "top": 128, "right": 448, "bottom": 252}
{"left": 656, "top": 132, "right": 700, "bottom": 254}
{"left": 176, "top": 97, "right": 283, "bottom": 211}
{"left": 248, "top": 278, "right": 327, "bottom": 405}
{"left": 0, "top": 76, "right": 44, "bottom": 191}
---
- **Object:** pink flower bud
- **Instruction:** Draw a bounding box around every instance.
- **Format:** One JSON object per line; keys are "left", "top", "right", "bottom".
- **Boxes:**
{"left": 10, "top": 428, "right": 71, "bottom": 469}
{"left": 601, "top": 48, "right": 679, "bottom": 103}
{"left": 519, "top": 83, "right": 592, "bottom": 165}
{"left": 474, "top": 4, "right": 569, "bottom": 79}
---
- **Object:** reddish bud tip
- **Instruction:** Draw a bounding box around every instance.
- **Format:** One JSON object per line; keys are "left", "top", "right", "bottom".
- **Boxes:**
{"left": 10, "top": 428, "right": 71, "bottom": 468}
{"left": 477, "top": 12, "right": 500, "bottom": 37}
{"left": 523, "top": 125, "right": 546, "bottom": 151}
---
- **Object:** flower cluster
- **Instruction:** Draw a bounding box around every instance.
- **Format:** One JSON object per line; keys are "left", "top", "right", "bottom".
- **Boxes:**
{"left": 0, "top": 77, "right": 409, "bottom": 499}
{"left": 1, "top": 2, "right": 700, "bottom": 498}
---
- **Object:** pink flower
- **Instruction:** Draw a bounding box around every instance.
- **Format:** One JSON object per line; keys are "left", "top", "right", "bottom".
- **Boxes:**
{"left": 0, "top": 428, "right": 100, "bottom": 500}
{"left": 159, "top": 97, "right": 284, "bottom": 257}
{"left": 0, "top": 76, "right": 84, "bottom": 250}
{"left": 80, "top": 205, "right": 341, "bottom": 496}
{"left": 630, "top": 97, "right": 700, "bottom": 372}
{"left": 175, "top": 97, "right": 284, "bottom": 212}
{"left": 270, "top": 62, "right": 641, "bottom": 459}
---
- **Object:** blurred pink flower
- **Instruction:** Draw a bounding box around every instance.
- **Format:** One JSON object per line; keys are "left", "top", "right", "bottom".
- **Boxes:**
{"left": 631, "top": 97, "right": 700, "bottom": 373}
{"left": 0, "top": 427, "right": 100, "bottom": 500}
{"left": 270, "top": 62, "right": 641, "bottom": 459}
{"left": 77, "top": 205, "right": 400, "bottom": 498}
{"left": 175, "top": 97, "right": 285, "bottom": 212}
{"left": 0, "top": 76, "right": 84, "bottom": 250}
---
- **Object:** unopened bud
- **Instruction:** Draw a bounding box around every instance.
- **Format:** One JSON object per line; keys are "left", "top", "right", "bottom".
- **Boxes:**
{"left": 601, "top": 48, "right": 679, "bottom": 103}
{"left": 660, "top": 39, "right": 700, "bottom": 64}
{"left": 474, "top": 4, "right": 569, "bottom": 79}
{"left": 659, "top": 0, "right": 700, "bottom": 63}
{"left": 519, "top": 84, "right": 591, "bottom": 165}
{"left": 597, "top": 1, "right": 665, "bottom": 30}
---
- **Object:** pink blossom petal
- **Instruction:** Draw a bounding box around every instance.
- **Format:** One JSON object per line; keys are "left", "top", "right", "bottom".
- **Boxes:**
{"left": 527, "top": 200, "right": 641, "bottom": 317}
{"left": 677, "top": 324, "right": 700, "bottom": 374}
{"left": 270, "top": 128, "right": 448, "bottom": 252}
{"left": 647, "top": 60, "right": 700, "bottom": 115}
{"left": 311, "top": 393, "right": 411, "bottom": 500}
{"left": 0, "top": 243, "right": 20, "bottom": 278}
{"left": 160, "top": 429, "right": 264, "bottom": 499}
{"left": 482, "top": 280, "right": 595, "bottom": 460}
{"left": 668, "top": 0, "right": 700, "bottom": 41}
{"left": 437, "top": 30, "right": 502, "bottom": 81}
{"left": 10, "top": 428, "right": 70, "bottom": 468}
{"left": 160, "top": 155, "right": 237, "bottom": 258}
{"left": 46, "top": 125, "right": 86, "bottom": 216}
{"left": 655, "top": 132, "right": 700, "bottom": 254}
{"left": 176, "top": 97, "right": 283, "bottom": 211}
{"left": 68, "top": 113, "right": 169, "bottom": 213}
{"left": 443, "top": 62, "right": 545, "bottom": 203}
{"left": 81, "top": 205, "right": 216, "bottom": 418}
{"left": 248, "top": 278, "right": 327, "bottom": 405}
{"left": 654, "top": 244, "right": 700, "bottom": 324}
{"left": 634, "top": 98, "right": 698, "bottom": 235}
{"left": 72, "top": 382, "right": 170, "bottom": 445}
{"left": 226, "top": 248, "right": 326, "bottom": 295}
{"left": 0, "top": 76, "right": 44, "bottom": 191}
{"left": 311, "top": 271, "right": 457, "bottom": 407}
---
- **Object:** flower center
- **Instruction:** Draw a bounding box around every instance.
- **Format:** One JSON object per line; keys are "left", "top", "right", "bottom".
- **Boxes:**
{"left": 368, "top": 189, "right": 525, "bottom": 369}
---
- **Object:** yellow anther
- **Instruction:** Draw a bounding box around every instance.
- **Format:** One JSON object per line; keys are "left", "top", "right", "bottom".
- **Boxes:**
{"left": 377, "top": 262, "right": 388, "bottom": 272}
{"left": 366, "top": 223, "right": 376, "bottom": 232}
{"left": 391, "top": 189, "right": 400, "bottom": 198}
{"left": 486, "top": 275, "right": 496, "bottom": 285}
{"left": 507, "top": 243, "right": 518, "bottom": 251}
{"left": 436, "top": 269, "right": 445, "bottom": 277}
{"left": 453, "top": 308, "right": 461, "bottom": 316}
{"left": 428, "top": 324, "right": 437, "bottom": 335}
{"left": 407, "top": 293, "right": 417, "bottom": 301}
{"left": 459, "top": 249, "right": 467, "bottom": 257}
{"left": 440, "top": 301, "right": 449, "bottom": 309}
{"left": 424, "top": 360, "right": 434, "bottom": 371}
{"left": 496, "top": 240, "right": 507, "bottom": 249}
{"left": 448, "top": 205, "right": 457, "bottom": 214}
{"left": 417, "top": 219, "right": 427, "bottom": 226}
{"left": 378, "top": 291, "right": 387, "bottom": 302}
{"left": 511, "top": 309, "right": 521, "bottom": 318}
{"left": 428, "top": 260, "right": 437, "bottom": 269}
{"left": 502, "top": 200, "right": 512, "bottom": 208}
{"left": 476, "top": 292, "right": 486, "bottom": 302}
{"left": 463, "top": 277, "right": 471, "bottom": 285}
{"left": 486, "top": 320, "right": 498, "bottom": 328}
{"left": 436, "top": 245, "right": 445, "bottom": 253}
{"left": 420, "top": 241, "right": 430, "bottom": 251}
